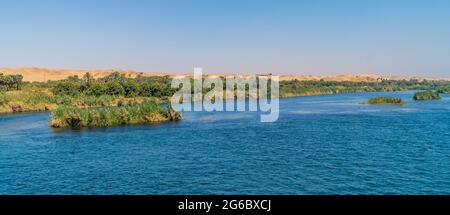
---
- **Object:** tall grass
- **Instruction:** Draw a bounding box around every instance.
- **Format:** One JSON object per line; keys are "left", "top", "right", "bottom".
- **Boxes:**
{"left": 0, "top": 88, "right": 151, "bottom": 114}
{"left": 366, "top": 97, "right": 406, "bottom": 105}
{"left": 413, "top": 90, "right": 442, "bottom": 100}
{"left": 0, "top": 90, "right": 57, "bottom": 113}
{"left": 0, "top": 92, "right": 10, "bottom": 106}
{"left": 51, "top": 99, "right": 181, "bottom": 129}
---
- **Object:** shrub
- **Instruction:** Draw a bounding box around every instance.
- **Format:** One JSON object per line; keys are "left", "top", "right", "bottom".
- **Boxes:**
{"left": 85, "top": 82, "right": 107, "bottom": 96}
{"left": 106, "top": 81, "right": 125, "bottom": 96}
{"left": 140, "top": 82, "right": 164, "bottom": 97}
{"left": 413, "top": 91, "right": 442, "bottom": 100}
{"left": 122, "top": 79, "right": 140, "bottom": 97}
{"left": 52, "top": 81, "right": 81, "bottom": 96}
{"left": 367, "top": 97, "right": 406, "bottom": 105}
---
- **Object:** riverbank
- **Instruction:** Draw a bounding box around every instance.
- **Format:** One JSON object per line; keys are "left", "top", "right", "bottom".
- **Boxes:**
{"left": 1, "top": 71, "right": 450, "bottom": 129}
{"left": 0, "top": 88, "right": 153, "bottom": 115}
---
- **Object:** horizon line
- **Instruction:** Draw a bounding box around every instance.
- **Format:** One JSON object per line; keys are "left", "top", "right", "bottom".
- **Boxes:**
{"left": 1, "top": 66, "right": 449, "bottom": 79}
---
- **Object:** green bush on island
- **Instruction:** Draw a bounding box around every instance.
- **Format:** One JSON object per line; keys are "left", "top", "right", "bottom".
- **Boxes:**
{"left": 51, "top": 99, "right": 182, "bottom": 129}
{"left": 52, "top": 80, "right": 81, "bottom": 96}
{"left": 366, "top": 97, "right": 406, "bottom": 105}
{"left": 413, "top": 90, "right": 442, "bottom": 100}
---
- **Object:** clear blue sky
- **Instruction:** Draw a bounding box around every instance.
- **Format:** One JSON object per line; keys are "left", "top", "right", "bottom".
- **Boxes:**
{"left": 1, "top": 0, "right": 450, "bottom": 77}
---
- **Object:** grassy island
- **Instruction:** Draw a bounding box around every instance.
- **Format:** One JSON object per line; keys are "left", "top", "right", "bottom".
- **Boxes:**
{"left": 413, "top": 90, "right": 442, "bottom": 100}
{"left": 366, "top": 97, "right": 406, "bottom": 105}
{"left": 51, "top": 99, "right": 181, "bottom": 129}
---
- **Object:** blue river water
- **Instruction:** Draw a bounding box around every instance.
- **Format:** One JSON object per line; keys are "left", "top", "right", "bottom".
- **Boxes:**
{"left": 1, "top": 91, "right": 449, "bottom": 194}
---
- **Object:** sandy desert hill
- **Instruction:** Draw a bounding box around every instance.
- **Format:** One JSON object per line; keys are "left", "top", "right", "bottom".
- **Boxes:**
{"left": 0, "top": 67, "right": 173, "bottom": 82}
{"left": 0, "top": 67, "right": 448, "bottom": 82}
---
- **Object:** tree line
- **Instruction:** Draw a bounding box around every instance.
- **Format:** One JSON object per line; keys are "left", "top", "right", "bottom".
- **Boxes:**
{"left": 279, "top": 79, "right": 450, "bottom": 97}
{"left": 3, "top": 71, "right": 450, "bottom": 99}
{"left": 51, "top": 72, "right": 175, "bottom": 98}
{"left": 0, "top": 74, "right": 23, "bottom": 91}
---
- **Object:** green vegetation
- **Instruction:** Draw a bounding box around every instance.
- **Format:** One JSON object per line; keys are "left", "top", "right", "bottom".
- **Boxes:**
{"left": 0, "top": 89, "right": 56, "bottom": 113}
{"left": 1, "top": 72, "right": 450, "bottom": 128}
{"left": 0, "top": 87, "right": 149, "bottom": 114}
{"left": 437, "top": 87, "right": 450, "bottom": 94}
{"left": 413, "top": 90, "right": 442, "bottom": 100}
{"left": 51, "top": 99, "right": 181, "bottom": 129}
{"left": 0, "top": 73, "right": 23, "bottom": 91}
{"left": 51, "top": 72, "right": 174, "bottom": 97}
{"left": 0, "top": 72, "right": 175, "bottom": 114}
{"left": 366, "top": 97, "right": 406, "bottom": 105}
{"left": 0, "top": 72, "right": 181, "bottom": 129}
{"left": 279, "top": 79, "right": 450, "bottom": 98}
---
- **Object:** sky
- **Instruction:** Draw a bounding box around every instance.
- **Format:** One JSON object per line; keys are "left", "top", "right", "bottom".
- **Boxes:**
{"left": 0, "top": 0, "right": 450, "bottom": 77}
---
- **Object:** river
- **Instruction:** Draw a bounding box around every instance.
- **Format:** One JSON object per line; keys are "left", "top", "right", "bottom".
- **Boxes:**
{"left": 1, "top": 91, "right": 449, "bottom": 194}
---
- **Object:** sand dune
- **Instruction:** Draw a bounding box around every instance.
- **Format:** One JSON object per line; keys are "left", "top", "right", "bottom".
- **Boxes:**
{"left": 0, "top": 67, "right": 448, "bottom": 82}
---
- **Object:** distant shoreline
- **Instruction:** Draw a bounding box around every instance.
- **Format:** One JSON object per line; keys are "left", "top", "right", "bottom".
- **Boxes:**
{"left": 1, "top": 67, "right": 449, "bottom": 83}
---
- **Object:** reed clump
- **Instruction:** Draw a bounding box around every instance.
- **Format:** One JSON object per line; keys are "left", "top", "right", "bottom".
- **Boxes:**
{"left": 365, "top": 97, "right": 406, "bottom": 105}
{"left": 51, "top": 99, "right": 181, "bottom": 129}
